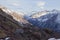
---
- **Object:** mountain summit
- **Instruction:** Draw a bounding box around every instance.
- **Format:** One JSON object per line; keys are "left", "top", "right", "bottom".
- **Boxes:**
{"left": 27, "top": 10, "right": 60, "bottom": 32}
{"left": 0, "top": 6, "right": 30, "bottom": 25}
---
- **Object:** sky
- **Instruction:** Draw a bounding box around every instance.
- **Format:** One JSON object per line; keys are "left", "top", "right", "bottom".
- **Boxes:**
{"left": 0, "top": 0, "right": 60, "bottom": 15}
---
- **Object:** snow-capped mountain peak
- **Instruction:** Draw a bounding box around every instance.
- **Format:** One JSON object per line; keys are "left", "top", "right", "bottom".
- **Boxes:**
{"left": 0, "top": 6, "right": 25, "bottom": 16}
{"left": 0, "top": 5, "right": 12, "bottom": 14}
{"left": 31, "top": 9, "right": 60, "bottom": 18}
{"left": 0, "top": 6, "right": 29, "bottom": 25}
{"left": 31, "top": 11, "right": 49, "bottom": 18}
{"left": 26, "top": 10, "right": 60, "bottom": 32}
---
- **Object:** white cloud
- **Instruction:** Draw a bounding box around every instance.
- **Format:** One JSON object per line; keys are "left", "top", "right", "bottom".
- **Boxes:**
{"left": 5, "top": 0, "right": 20, "bottom": 7}
{"left": 12, "top": 3, "right": 20, "bottom": 6}
{"left": 37, "top": 1, "right": 46, "bottom": 9}
{"left": 40, "top": 7, "right": 44, "bottom": 9}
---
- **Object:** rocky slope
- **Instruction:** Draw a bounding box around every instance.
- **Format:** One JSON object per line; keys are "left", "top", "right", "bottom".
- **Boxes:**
{"left": 0, "top": 6, "right": 29, "bottom": 26}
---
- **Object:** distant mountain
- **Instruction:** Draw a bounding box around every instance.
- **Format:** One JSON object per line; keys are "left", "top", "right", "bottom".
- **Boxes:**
{"left": 26, "top": 10, "right": 60, "bottom": 32}
{"left": 31, "top": 10, "right": 49, "bottom": 18}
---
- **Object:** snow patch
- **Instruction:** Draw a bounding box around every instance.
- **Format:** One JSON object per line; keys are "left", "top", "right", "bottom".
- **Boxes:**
{"left": 48, "top": 38, "right": 60, "bottom": 40}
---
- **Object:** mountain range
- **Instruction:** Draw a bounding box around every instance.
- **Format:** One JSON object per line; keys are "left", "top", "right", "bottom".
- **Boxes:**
{"left": 0, "top": 6, "right": 60, "bottom": 40}
{"left": 25, "top": 9, "right": 60, "bottom": 32}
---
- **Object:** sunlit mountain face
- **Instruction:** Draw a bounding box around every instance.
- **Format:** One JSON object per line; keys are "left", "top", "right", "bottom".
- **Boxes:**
{"left": 25, "top": 9, "right": 60, "bottom": 32}
{"left": 0, "top": 6, "right": 30, "bottom": 26}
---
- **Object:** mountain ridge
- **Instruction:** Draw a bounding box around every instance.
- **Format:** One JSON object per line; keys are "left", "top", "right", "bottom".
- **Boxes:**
{"left": 0, "top": 6, "right": 30, "bottom": 26}
{"left": 26, "top": 9, "right": 60, "bottom": 32}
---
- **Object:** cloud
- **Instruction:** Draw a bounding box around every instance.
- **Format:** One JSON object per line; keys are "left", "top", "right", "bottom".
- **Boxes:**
{"left": 40, "top": 7, "right": 44, "bottom": 9}
{"left": 12, "top": 3, "right": 20, "bottom": 6}
{"left": 5, "top": 0, "right": 20, "bottom": 7}
{"left": 37, "top": 1, "right": 46, "bottom": 9}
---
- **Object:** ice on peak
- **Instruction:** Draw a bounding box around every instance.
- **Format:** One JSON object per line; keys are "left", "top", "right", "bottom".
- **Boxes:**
{"left": 0, "top": 5, "right": 13, "bottom": 14}
{"left": 31, "top": 11, "right": 49, "bottom": 18}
